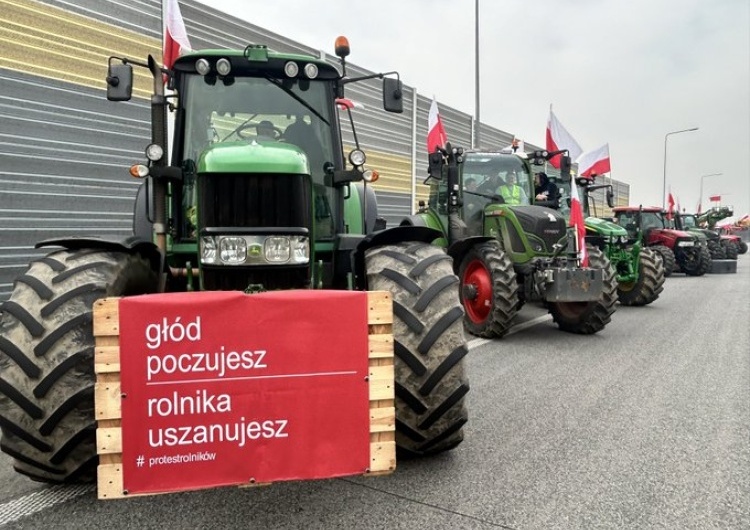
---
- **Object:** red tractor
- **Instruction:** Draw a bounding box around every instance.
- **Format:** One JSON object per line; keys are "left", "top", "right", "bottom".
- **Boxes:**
{"left": 613, "top": 206, "right": 710, "bottom": 277}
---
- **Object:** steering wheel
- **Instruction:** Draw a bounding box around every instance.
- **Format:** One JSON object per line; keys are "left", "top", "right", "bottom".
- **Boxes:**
{"left": 236, "top": 123, "right": 283, "bottom": 140}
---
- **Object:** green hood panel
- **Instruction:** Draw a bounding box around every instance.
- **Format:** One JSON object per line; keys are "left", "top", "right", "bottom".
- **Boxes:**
{"left": 198, "top": 142, "right": 310, "bottom": 174}
{"left": 585, "top": 216, "right": 628, "bottom": 237}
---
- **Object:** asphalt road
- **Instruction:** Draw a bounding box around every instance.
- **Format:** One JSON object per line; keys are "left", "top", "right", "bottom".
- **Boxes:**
{"left": 1, "top": 258, "right": 748, "bottom": 529}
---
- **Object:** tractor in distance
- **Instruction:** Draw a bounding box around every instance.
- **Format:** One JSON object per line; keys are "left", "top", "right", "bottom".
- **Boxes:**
{"left": 558, "top": 175, "right": 665, "bottom": 306}
{"left": 699, "top": 206, "right": 746, "bottom": 258}
{"left": 0, "top": 38, "right": 470, "bottom": 483}
{"left": 670, "top": 210, "right": 732, "bottom": 260}
{"left": 401, "top": 144, "right": 617, "bottom": 338}
{"left": 612, "top": 206, "right": 710, "bottom": 277}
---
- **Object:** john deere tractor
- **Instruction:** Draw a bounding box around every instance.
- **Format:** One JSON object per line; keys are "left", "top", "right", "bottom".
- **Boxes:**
{"left": 402, "top": 145, "right": 617, "bottom": 338}
{"left": 0, "top": 39, "right": 470, "bottom": 483}
{"left": 557, "top": 177, "right": 665, "bottom": 306}
{"left": 613, "top": 206, "right": 710, "bottom": 276}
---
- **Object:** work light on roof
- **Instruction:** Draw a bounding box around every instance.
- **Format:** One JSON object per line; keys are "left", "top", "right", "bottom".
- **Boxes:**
{"left": 145, "top": 143, "right": 163, "bottom": 162}
{"left": 216, "top": 58, "right": 232, "bottom": 76}
{"left": 349, "top": 149, "right": 366, "bottom": 167}
{"left": 195, "top": 58, "right": 211, "bottom": 76}
{"left": 304, "top": 63, "right": 319, "bottom": 79}
{"left": 284, "top": 61, "right": 299, "bottom": 77}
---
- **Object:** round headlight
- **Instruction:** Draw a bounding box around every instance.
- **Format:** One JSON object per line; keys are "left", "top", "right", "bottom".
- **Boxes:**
{"left": 284, "top": 61, "right": 299, "bottom": 77}
{"left": 363, "top": 169, "right": 379, "bottom": 183}
{"left": 195, "top": 58, "right": 211, "bottom": 76}
{"left": 303, "top": 63, "right": 319, "bottom": 79}
{"left": 145, "top": 143, "right": 164, "bottom": 162}
{"left": 216, "top": 58, "right": 232, "bottom": 76}
{"left": 349, "top": 149, "right": 366, "bottom": 167}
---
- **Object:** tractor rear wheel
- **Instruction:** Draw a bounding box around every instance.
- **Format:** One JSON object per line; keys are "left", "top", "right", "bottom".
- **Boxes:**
{"left": 365, "top": 242, "right": 469, "bottom": 457}
{"left": 708, "top": 240, "right": 725, "bottom": 260}
{"left": 458, "top": 240, "right": 518, "bottom": 338}
{"left": 722, "top": 241, "right": 738, "bottom": 260}
{"left": 617, "top": 248, "right": 665, "bottom": 306}
{"left": 0, "top": 249, "right": 158, "bottom": 483}
{"left": 650, "top": 245, "right": 675, "bottom": 277}
{"left": 738, "top": 240, "right": 748, "bottom": 254}
{"left": 548, "top": 245, "right": 618, "bottom": 334}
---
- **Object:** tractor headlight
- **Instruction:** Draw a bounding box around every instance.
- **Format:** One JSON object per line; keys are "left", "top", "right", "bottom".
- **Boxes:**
{"left": 284, "top": 61, "right": 299, "bottom": 77}
{"left": 303, "top": 63, "right": 319, "bottom": 79}
{"left": 216, "top": 58, "right": 232, "bottom": 76}
{"left": 145, "top": 143, "right": 164, "bottom": 162}
{"left": 349, "top": 149, "right": 366, "bottom": 167}
{"left": 195, "top": 58, "right": 211, "bottom": 76}
{"left": 677, "top": 240, "right": 695, "bottom": 247}
{"left": 200, "top": 235, "right": 309, "bottom": 265}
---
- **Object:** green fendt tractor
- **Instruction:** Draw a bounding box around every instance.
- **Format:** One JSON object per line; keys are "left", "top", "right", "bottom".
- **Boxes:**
{"left": 0, "top": 39, "right": 470, "bottom": 483}
{"left": 557, "top": 176, "right": 665, "bottom": 306}
{"left": 671, "top": 211, "right": 727, "bottom": 260}
{"left": 401, "top": 145, "right": 617, "bottom": 338}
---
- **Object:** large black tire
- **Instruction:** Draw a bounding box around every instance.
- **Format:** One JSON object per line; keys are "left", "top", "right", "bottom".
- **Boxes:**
{"left": 617, "top": 248, "right": 665, "bottom": 306}
{"left": 548, "top": 245, "right": 618, "bottom": 334}
{"left": 458, "top": 241, "right": 519, "bottom": 338}
{"left": 0, "top": 249, "right": 159, "bottom": 483}
{"left": 722, "top": 241, "right": 738, "bottom": 260}
{"left": 650, "top": 245, "right": 675, "bottom": 277}
{"left": 738, "top": 240, "right": 748, "bottom": 255}
{"left": 708, "top": 240, "right": 725, "bottom": 260}
{"left": 678, "top": 246, "right": 709, "bottom": 276}
{"left": 365, "top": 242, "right": 469, "bottom": 457}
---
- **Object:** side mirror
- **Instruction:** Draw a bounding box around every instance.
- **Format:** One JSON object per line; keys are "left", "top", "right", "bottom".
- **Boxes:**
{"left": 560, "top": 155, "right": 572, "bottom": 182}
{"left": 427, "top": 151, "right": 444, "bottom": 180}
{"left": 606, "top": 188, "right": 614, "bottom": 208}
{"left": 106, "top": 63, "right": 133, "bottom": 101}
{"left": 383, "top": 77, "right": 403, "bottom": 113}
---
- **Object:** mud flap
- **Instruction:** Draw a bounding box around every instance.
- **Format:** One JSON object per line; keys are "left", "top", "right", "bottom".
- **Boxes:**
{"left": 542, "top": 268, "right": 604, "bottom": 302}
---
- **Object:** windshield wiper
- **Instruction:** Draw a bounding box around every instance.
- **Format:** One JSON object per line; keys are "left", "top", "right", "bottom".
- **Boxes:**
{"left": 264, "top": 75, "right": 330, "bottom": 126}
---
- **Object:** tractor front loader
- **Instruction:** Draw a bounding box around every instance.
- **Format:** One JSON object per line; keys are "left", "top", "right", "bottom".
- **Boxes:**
{"left": 0, "top": 39, "right": 469, "bottom": 483}
{"left": 402, "top": 145, "right": 617, "bottom": 338}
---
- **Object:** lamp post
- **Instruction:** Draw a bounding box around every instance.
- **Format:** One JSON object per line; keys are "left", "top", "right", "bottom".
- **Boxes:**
{"left": 699, "top": 172, "right": 723, "bottom": 212}
{"left": 474, "top": 0, "right": 480, "bottom": 148}
{"left": 662, "top": 127, "right": 699, "bottom": 208}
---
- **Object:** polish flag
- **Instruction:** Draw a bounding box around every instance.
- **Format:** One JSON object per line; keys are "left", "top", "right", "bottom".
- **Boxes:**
{"left": 546, "top": 108, "right": 583, "bottom": 168}
{"left": 163, "top": 0, "right": 192, "bottom": 71}
{"left": 569, "top": 177, "right": 588, "bottom": 267}
{"left": 709, "top": 194, "right": 721, "bottom": 202}
{"left": 505, "top": 137, "right": 525, "bottom": 153}
{"left": 336, "top": 98, "right": 365, "bottom": 110}
{"left": 666, "top": 192, "right": 676, "bottom": 220}
{"left": 576, "top": 144, "right": 611, "bottom": 177}
{"left": 427, "top": 97, "right": 448, "bottom": 153}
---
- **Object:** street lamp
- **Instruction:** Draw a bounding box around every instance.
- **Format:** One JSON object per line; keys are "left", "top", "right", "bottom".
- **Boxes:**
{"left": 699, "top": 172, "right": 723, "bottom": 212}
{"left": 474, "top": 0, "right": 480, "bottom": 148}
{"left": 662, "top": 127, "right": 699, "bottom": 208}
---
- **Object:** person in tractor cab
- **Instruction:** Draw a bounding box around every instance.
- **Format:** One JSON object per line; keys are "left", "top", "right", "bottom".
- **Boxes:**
{"left": 496, "top": 171, "right": 529, "bottom": 205}
{"left": 255, "top": 120, "right": 279, "bottom": 142}
{"left": 534, "top": 172, "right": 559, "bottom": 208}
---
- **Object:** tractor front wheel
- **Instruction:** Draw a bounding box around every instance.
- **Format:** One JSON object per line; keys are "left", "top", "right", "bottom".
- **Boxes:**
{"left": 0, "top": 249, "right": 159, "bottom": 483}
{"left": 650, "top": 245, "right": 675, "bottom": 277}
{"left": 617, "top": 248, "right": 665, "bottom": 306}
{"left": 365, "top": 242, "right": 469, "bottom": 457}
{"left": 722, "top": 241, "right": 739, "bottom": 260}
{"left": 458, "top": 241, "right": 518, "bottom": 338}
{"left": 548, "top": 245, "right": 618, "bottom": 334}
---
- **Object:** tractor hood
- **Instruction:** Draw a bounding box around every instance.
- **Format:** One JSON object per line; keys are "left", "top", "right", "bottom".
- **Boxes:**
{"left": 689, "top": 228, "right": 718, "bottom": 241}
{"left": 198, "top": 141, "right": 310, "bottom": 174}
{"left": 585, "top": 216, "right": 627, "bottom": 237}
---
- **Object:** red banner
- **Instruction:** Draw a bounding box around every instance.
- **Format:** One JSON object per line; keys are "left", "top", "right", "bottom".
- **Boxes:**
{"left": 117, "top": 290, "right": 371, "bottom": 495}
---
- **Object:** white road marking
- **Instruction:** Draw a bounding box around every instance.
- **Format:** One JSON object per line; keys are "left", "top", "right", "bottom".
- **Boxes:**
{"left": 0, "top": 484, "right": 94, "bottom": 525}
{"left": 467, "top": 313, "right": 552, "bottom": 349}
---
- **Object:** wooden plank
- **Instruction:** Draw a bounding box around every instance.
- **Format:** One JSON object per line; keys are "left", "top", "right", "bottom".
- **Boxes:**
{"left": 97, "top": 427, "right": 122, "bottom": 455}
{"left": 93, "top": 298, "right": 120, "bottom": 337}
{"left": 366, "top": 291, "right": 393, "bottom": 325}
{"left": 94, "top": 381, "right": 121, "bottom": 421}
{"left": 95, "top": 345, "right": 120, "bottom": 374}
{"left": 368, "top": 333, "right": 394, "bottom": 359}
{"left": 369, "top": 441, "right": 396, "bottom": 474}
{"left": 369, "top": 365, "right": 395, "bottom": 401}
{"left": 97, "top": 464, "right": 124, "bottom": 500}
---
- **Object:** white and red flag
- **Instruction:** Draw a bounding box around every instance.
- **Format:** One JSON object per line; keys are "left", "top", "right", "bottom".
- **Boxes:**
{"left": 709, "top": 194, "right": 721, "bottom": 202}
{"left": 546, "top": 107, "right": 583, "bottom": 168}
{"left": 666, "top": 192, "right": 676, "bottom": 220}
{"left": 569, "top": 177, "right": 588, "bottom": 267}
{"left": 163, "top": 0, "right": 192, "bottom": 71}
{"left": 576, "top": 143, "right": 611, "bottom": 177}
{"left": 427, "top": 97, "right": 448, "bottom": 153}
{"left": 335, "top": 98, "right": 365, "bottom": 110}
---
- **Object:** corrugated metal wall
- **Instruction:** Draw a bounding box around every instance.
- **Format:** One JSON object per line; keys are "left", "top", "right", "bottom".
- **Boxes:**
{"left": 0, "top": 0, "right": 629, "bottom": 302}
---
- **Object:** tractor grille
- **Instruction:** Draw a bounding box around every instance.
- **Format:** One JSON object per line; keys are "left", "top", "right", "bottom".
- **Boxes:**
{"left": 198, "top": 173, "right": 312, "bottom": 291}
{"left": 199, "top": 173, "right": 311, "bottom": 229}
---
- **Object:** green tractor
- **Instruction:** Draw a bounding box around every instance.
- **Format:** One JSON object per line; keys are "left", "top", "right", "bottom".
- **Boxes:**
{"left": 0, "top": 40, "right": 470, "bottom": 483}
{"left": 555, "top": 176, "right": 665, "bottom": 306}
{"left": 698, "top": 206, "right": 744, "bottom": 258}
{"left": 671, "top": 211, "right": 728, "bottom": 260}
{"left": 401, "top": 145, "right": 617, "bottom": 338}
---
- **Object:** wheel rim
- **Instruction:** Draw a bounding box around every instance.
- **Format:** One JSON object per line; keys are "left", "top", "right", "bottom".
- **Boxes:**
{"left": 462, "top": 259, "right": 493, "bottom": 324}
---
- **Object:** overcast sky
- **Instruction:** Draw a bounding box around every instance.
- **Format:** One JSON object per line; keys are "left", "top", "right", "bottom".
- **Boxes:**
{"left": 195, "top": 0, "right": 749, "bottom": 217}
